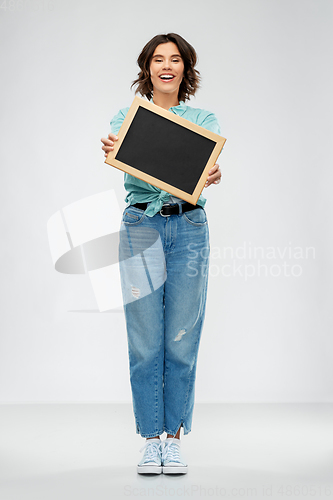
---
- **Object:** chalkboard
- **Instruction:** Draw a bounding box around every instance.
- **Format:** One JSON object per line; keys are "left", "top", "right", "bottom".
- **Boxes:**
{"left": 105, "top": 96, "right": 226, "bottom": 205}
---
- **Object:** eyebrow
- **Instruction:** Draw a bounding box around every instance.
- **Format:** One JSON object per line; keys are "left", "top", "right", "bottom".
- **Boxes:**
{"left": 152, "top": 54, "right": 182, "bottom": 58}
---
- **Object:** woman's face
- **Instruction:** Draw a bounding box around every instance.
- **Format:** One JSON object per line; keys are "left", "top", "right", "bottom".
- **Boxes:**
{"left": 149, "top": 42, "right": 184, "bottom": 98}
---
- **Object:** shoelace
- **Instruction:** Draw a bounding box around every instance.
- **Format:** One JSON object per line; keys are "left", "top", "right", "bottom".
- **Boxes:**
{"left": 139, "top": 441, "right": 162, "bottom": 464}
{"left": 161, "top": 439, "right": 182, "bottom": 463}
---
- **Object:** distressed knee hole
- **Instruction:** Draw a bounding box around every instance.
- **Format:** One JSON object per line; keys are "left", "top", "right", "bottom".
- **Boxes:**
{"left": 174, "top": 329, "right": 186, "bottom": 341}
{"left": 131, "top": 285, "right": 140, "bottom": 299}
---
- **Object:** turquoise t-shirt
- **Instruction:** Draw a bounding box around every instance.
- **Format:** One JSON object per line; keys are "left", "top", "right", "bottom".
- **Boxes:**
{"left": 110, "top": 98, "right": 221, "bottom": 217}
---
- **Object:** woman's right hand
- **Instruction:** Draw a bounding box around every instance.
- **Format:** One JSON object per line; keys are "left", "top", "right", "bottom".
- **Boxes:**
{"left": 101, "top": 133, "right": 118, "bottom": 158}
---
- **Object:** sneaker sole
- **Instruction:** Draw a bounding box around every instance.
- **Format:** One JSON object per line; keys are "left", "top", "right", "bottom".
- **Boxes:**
{"left": 137, "top": 465, "right": 162, "bottom": 474}
{"left": 162, "top": 466, "right": 188, "bottom": 474}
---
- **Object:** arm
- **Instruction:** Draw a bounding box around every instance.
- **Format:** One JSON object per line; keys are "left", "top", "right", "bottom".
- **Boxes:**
{"left": 200, "top": 112, "right": 222, "bottom": 188}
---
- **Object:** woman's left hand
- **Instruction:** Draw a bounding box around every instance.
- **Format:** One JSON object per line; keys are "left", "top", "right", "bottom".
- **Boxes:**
{"left": 204, "top": 164, "right": 221, "bottom": 188}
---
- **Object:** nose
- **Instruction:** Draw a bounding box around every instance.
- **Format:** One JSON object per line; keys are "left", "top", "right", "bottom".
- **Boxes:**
{"left": 162, "top": 60, "right": 172, "bottom": 70}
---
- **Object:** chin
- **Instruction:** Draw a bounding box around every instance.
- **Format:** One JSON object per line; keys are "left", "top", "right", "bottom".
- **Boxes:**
{"left": 154, "top": 85, "right": 180, "bottom": 95}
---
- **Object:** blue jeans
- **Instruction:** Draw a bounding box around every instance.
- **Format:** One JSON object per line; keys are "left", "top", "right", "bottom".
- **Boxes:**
{"left": 119, "top": 203, "right": 210, "bottom": 438}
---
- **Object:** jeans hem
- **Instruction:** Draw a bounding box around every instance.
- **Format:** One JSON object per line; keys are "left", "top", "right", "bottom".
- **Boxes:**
{"left": 164, "top": 420, "right": 191, "bottom": 436}
{"left": 138, "top": 429, "right": 164, "bottom": 438}
{"left": 182, "top": 425, "right": 191, "bottom": 436}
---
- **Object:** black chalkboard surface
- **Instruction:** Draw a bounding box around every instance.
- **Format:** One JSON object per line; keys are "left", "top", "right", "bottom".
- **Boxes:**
{"left": 105, "top": 97, "right": 226, "bottom": 205}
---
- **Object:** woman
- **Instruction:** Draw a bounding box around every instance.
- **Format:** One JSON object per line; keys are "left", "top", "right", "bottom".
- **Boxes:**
{"left": 101, "top": 33, "right": 222, "bottom": 475}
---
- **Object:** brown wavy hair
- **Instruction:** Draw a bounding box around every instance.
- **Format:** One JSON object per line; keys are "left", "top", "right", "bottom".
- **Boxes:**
{"left": 130, "top": 33, "right": 201, "bottom": 103}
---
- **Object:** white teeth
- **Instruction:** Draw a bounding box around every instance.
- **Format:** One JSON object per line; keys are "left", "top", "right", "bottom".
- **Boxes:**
{"left": 160, "top": 75, "right": 174, "bottom": 80}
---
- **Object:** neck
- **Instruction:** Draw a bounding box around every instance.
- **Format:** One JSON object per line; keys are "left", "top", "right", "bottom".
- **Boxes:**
{"left": 152, "top": 89, "right": 180, "bottom": 110}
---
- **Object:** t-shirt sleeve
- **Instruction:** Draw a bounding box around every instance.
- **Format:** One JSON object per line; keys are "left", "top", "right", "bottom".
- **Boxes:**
{"left": 110, "top": 107, "right": 129, "bottom": 135}
{"left": 199, "top": 112, "right": 221, "bottom": 135}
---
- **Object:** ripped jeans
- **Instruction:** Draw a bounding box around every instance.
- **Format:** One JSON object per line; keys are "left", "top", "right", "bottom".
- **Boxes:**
{"left": 119, "top": 203, "right": 209, "bottom": 438}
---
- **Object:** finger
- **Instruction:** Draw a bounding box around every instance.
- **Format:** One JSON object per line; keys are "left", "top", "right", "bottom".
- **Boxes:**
{"left": 108, "top": 133, "right": 118, "bottom": 141}
{"left": 208, "top": 163, "right": 220, "bottom": 175}
{"left": 101, "top": 138, "right": 114, "bottom": 147}
{"left": 101, "top": 145, "right": 114, "bottom": 152}
{"left": 207, "top": 171, "right": 221, "bottom": 183}
{"left": 205, "top": 171, "right": 221, "bottom": 187}
{"left": 101, "top": 144, "right": 114, "bottom": 154}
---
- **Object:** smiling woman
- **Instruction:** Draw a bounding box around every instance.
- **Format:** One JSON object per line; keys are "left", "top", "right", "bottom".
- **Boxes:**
{"left": 100, "top": 32, "right": 223, "bottom": 476}
{"left": 131, "top": 33, "right": 201, "bottom": 108}
{"left": 149, "top": 43, "right": 184, "bottom": 102}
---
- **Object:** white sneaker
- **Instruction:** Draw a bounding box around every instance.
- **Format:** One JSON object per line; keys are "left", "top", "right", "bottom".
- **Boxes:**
{"left": 161, "top": 437, "right": 188, "bottom": 474}
{"left": 137, "top": 438, "right": 162, "bottom": 474}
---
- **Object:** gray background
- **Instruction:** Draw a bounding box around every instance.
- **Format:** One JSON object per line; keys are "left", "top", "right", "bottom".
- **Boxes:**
{"left": 1, "top": 0, "right": 332, "bottom": 403}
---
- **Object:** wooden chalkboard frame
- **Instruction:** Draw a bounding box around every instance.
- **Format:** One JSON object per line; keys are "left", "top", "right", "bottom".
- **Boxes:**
{"left": 105, "top": 96, "right": 226, "bottom": 205}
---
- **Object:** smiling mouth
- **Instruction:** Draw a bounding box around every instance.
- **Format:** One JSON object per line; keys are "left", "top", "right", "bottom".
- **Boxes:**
{"left": 159, "top": 75, "right": 175, "bottom": 82}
